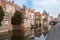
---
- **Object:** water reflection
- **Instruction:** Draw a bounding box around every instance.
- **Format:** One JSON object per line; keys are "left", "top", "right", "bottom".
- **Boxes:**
{"left": 0, "top": 30, "right": 25, "bottom": 40}
{"left": 0, "top": 31, "right": 48, "bottom": 40}
{"left": 0, "top": 31, "right": 12, "bottom": 40}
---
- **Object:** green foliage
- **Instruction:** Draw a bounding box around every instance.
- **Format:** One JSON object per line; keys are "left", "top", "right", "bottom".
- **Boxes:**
{"left": 11, "top": 11, "right": 24, "bottom": 40}
{"left": 0, "top": 6, "right": 4, "bottom": 26}
{"left": 11, "top": 11, "right": 23, "bottom": 25}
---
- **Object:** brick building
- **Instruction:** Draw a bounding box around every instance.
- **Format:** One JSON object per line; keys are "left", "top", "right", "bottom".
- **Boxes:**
{"left": 20, "top": 6, "right": 35, "bottom": 39}
{"left": 0, "top": 0, "right": 21, "bottom": 33}
{"left": 34, "top": 12, "right": 42, "bottom": 37}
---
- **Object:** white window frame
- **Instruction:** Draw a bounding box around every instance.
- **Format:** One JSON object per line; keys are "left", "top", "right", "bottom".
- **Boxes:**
{"left": 4, "top": 20, "right": 8, "bottom": 27}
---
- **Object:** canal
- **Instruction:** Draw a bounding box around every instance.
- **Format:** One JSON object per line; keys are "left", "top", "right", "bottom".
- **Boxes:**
{"left": 0, "top": 30, "right": 25, "bottom": 40}
{"left": 0, "top": 32, "right": 12, "bottom": 40}
{"left": 0, "top": 31, "right": 48, "bottom": 40}
{"left": 0, "top": 31, "right": 12, "bottom": 40}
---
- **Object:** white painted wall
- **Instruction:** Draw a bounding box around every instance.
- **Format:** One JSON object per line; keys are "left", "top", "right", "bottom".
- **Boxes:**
{"left": 6, "top": 4, "right": 15, "bottom": 16}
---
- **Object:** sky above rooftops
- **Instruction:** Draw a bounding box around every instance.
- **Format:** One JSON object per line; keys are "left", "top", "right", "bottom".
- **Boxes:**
{"left": 14, "top": 0, "right": 60, "bottom": 18}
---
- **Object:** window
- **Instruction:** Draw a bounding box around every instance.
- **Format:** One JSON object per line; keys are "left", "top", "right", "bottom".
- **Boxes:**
{"left": 4, "top": 21, "right": 8, "bottom": 27}
{"left": 6, "top": 4, "right": 15, "bottom": 16}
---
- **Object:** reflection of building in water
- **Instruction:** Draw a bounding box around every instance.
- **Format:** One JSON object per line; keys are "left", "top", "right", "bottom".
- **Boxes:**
{"left": 20, "top": 6, "right": 35, "bottom": 39}
{"left": 0, "top": 31, "right": 12, "bottom": 40}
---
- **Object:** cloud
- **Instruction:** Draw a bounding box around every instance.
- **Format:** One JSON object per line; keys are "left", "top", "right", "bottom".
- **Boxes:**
{"left": 15, "top": 0, "right": 60, "bottom": 8}
{"left": 15, "top": 0, "right": 28, "bottom": 7}
{"left": 50, "top": 0, "right": 58, "bottom": 4}
{"left": 30, "top": 0, "right": 60, "bottom": 14}
{"left": 30, "top": 0, "right": 60, "bottom": 7}
{"left": 15, "top": 0, "right": 60, "bottom": 17}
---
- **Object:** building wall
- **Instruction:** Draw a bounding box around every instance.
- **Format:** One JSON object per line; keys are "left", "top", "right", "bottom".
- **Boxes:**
{"left": 21, "top": 7, "right": 35, "bottom": 37}
{"left": 0, "top": 0, "right": 4, "bottom": 7}
{"left": 6, "top": 4, "right": 15, "bottom": 16}
{"left": 41, "top": 11, "right": 50, "bottom": 34}
{"left": 6, "top": 4, "right": 15, "bottom": 13}
{"left": 35, "top": 12, "right": 41, "bottom": 27}
{"left": 0, "top": 0, "right": 20, "bottom": 33}
{"left": 3, "top": 2, "right": 16, "bottom": 31}
{"left": 23, "top": 9, "right": 32, "bottom": 36}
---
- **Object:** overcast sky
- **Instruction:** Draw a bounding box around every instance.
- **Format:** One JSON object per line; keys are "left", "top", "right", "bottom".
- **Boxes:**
{"left": 14, "top": 0, "right": 60, "bottom": 17}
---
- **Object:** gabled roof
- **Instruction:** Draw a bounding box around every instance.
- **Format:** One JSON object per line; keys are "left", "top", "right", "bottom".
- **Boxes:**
{"left": 5, "top": 1, "right": 21, "bottom": 10}
{"left": 5, "top": 1, "right": 15, "bottom": 6}
{"left": 35, "top": 12, "right": 41, "bottom": 17}
{"left": 42, "top": 10, "right": 49, "bottom": 16}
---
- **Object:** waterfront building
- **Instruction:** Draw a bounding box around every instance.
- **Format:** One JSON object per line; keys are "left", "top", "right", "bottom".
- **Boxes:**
{"left": 0, "top": 0, "right": 21, "bottom": 32}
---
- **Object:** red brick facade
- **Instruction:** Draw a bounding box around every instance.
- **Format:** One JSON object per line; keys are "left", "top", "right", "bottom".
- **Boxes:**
{"left": 0, "top": 0, "right": 4, "bottom": 7}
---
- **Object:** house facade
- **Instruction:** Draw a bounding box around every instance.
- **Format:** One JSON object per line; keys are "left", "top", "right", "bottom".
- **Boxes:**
{"left": 21, "top": 6, "right": 35, "bottom": 39}
{"left": 0, "top": 0, "right": 21, "bottom": 32}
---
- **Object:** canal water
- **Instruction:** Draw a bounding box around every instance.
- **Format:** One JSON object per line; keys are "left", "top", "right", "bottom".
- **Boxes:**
{"left": 0, "top": 31, "right": 12, "bottom": 40}
{"left": 35, "top": 34, "right": 48, "bottom": 40}
{"left": 0, "top": 30, "right": 25, "bottom": 40}
{"left": 0, "top": 31, "right": 48, "bottom": 40}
